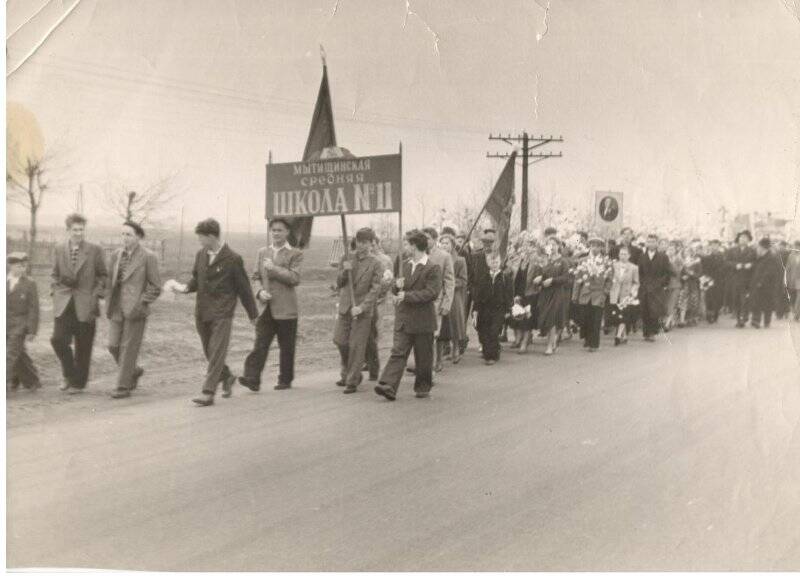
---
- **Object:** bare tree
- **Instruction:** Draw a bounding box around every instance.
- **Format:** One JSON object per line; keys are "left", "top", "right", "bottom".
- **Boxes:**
{"left": 103, "top": 172, "right": 181, "bottom": 224}
{"left": 6, "top": 137, "right": 52, "bottom": 265}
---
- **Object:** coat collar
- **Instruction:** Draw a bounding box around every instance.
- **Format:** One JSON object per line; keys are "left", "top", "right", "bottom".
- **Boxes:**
{"left": 68, "top": 240, "right": 88, "bottom": 275}
{"left": 114, "top": 245, "right": 145, "bottom": 283}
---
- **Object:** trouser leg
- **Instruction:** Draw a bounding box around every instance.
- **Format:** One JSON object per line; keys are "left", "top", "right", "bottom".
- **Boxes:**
{"left": 334, "top": 314, "right": 352, "bottom": 382}
{"left": 8, "top": 332, "right": 38, "bottom": 388}
{"left": 365, "top": 309, "right": 380, "bottom": 378}
{"left": 73, "top": 318, "right": 97, "bottom": 389}
{"left": 242, "top": 307, "right": 277, "bottom": 385}
{"left": 200, "top": 318, "right": 233, "bottom": 395}
{"left": 116, "top": 318, "right": 147, "bottom": 390}
{"left": 589, "top": 305, "right": 603, "bottom": 348}
{"left": 275, "top": 317, "right": 297, "bottom": 385}
{"left": 378, "top": 328, "right": 414, "bottom": 392}
{"left": 412, "top": 332, "right": 434, "bottom": 392}
{"left": 50, "top": 301, "right": 78, "bottom": 386}
{"left": 344, "top": 314, "right": 371, "bottom": 387}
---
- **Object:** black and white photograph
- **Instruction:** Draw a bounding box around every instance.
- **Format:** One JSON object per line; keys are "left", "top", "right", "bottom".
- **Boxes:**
{"left": 4, "top": 0, "right": 800, "bottom": 573}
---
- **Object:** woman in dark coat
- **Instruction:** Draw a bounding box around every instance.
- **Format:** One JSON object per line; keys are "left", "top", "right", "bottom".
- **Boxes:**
{"left": 511, "top": 242, "right": 543, "bottom": 353}
{"left": 537, "top": 237, "right": 572, "bottom": 355}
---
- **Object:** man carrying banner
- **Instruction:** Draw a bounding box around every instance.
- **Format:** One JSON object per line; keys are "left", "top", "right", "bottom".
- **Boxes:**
{"left": 240, "top": 217, "right": 303, "bottom": 392}
{"left": 333, "top": 227, "right": 383, "bottom": 393}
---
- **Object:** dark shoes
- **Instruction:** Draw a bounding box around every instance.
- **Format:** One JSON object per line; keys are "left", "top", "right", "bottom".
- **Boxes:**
{"left": 750, "top": 321, "right": 761, "bottom": 329}
{"left": 484, "top": 359, "right": 496, "bottom": 366}
{"left": 415, "top": 392, "right": 430, "bottom": 399}
{"left": 614, "top": 337, "right": 621, "bottom": 346}
{"left": 192, "top": 393, "right": 214, "bottom": 406}
{"left": 66, "top": 386, "right": 84, "bottom": 395}
{"left": 238, "top": 376, "right": 260, "bottom": 392}
{"left": 644, "top": 336, "right": 656, "bottom": 342}
{"left": 274, "top": 383, "right": 292, "bottom": 390}
{"left": 343, "top": 385, "right": 357, "bottom": 394}
{"left": 335, "top": 379, "right": 347, "bottom": 387}
{"left": 374, "top": 384, "right": 396, "bottom": 401}
{"left": 111, "top": 389, "right": 130, "bottom": 399}
{"left": 368, "top": 374, "right": 379, "bottom": 381}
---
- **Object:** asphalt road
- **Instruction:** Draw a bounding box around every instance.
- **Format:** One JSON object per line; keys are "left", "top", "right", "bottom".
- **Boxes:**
{"left": 7, "top": 321, "right": 800, "bottom": 571}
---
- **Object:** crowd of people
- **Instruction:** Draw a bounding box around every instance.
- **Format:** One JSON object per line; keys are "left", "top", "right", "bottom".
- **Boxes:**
{"left": 6, "top": 213, "right": 800, "bottom": 405}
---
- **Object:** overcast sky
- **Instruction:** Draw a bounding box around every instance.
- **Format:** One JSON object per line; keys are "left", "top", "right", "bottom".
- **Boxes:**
{"left": 6, "top": 0, "right": 800, "bottom": 237}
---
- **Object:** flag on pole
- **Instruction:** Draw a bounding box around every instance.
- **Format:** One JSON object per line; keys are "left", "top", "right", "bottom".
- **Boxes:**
{"left": 284, "top": 53, "right": 338, "bottom": 248}
{"left": 485, "top": 151, "right": 516, "bottom": 259}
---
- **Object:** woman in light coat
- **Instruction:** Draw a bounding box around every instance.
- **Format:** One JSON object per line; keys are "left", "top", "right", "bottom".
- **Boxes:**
{"left": 609, "top": 246, "right": 640, "bottom": 345}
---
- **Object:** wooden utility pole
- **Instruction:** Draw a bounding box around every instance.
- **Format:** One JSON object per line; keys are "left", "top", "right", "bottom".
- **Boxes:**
{"left": 487, "top": 132, "right": 564, "bottom": 231}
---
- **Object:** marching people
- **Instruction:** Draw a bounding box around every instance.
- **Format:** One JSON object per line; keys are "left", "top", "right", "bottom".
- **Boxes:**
{"left": 748, "top": 237, "right": 783, "bottom": 329}
{"left": 537, "top": 237, "right": 572, "bottom": 355}
{"left": 700, "top": 239, "right": 726, "bottom": 323}
{"left": 638, "top": 233, "right": 671, "bottom": 342}
{"left": 105, "top": 221, "right": 162, "bottom": 399}
{"left": 332, "top": 228, "right": 383, "bottom": 394}
{"left": 175, "top": 218, "right": 258, "bottom": 406}
{"left": 677, "top": 244, "right": 703, "bottom": 328}
{"left": 787, "top": 241, "right": 800, "bottom": 321}
{"left": 50, "top": 213, "right": 108, "bottom": 394}
{"left": 364, "top": 236, "right": 394, "bottom": 381}
{"left": 239, "top": 217, "right": 304, "bottom": 392}
{"left": 374, "top": 229, "right": 442, "bottom": 401}
{"left": 511, "top": 236, "right": 542, "bottom": 354}
{"left": 437, "top": 234, "right": 468, "bottom": 364}
{"left": 574, "top": 236, "right": 613, "bottom": 352}
{"left": 7, "top": 252, "right": 41, "bottom": 392}
{"left": 664, "top": 241, "right": 684, "bottom": 331}
{"left": 610, "top": 226, "right": 643, "bottom": 265}
{"left": 609, "top": 246, "right": 640, "bottom": 346}
{"left": 472, "top": 252, "right": 513, "bottom": 365}
{"left": 727, "top": 230, "right": 757, "bottom": 328}
{"left": 422, "top": 227, "right": 455, "bottom": 372}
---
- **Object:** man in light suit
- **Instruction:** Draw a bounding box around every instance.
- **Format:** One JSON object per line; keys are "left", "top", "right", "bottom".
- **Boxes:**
{"left": 375, "top": 230, "right": 442, "bottom": 401}
{"left": 105, "top": 221, "right": 162, "bottom": 399}
{"left": 7, "top": 252, "right": 41, "bottom": 391}
{"left": 421, "top": 227, "right": 454, "bottom": 372}
{"left": 50, "top": 213, "right": 108, "bottom": 394}
{"left": 239, "top": 217, "right": 303, "bottom": 391}
{"left": 333, "top": 228, "right": 382, "bottom": 394}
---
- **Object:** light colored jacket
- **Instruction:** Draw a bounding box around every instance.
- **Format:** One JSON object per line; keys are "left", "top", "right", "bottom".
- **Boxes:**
{"left": 253, "top": 245, "right": 303, "bottom": 320}
{"left": 610, "top": 260, "right": 640, "bottom": 304}
{"left": 106, "top": 245, "right": 162, "bottom": 320}
{"left": 428, "top": 247, "right": 455, "bottom": 313}
{"left": 51, "top": 240, "right": 108, "bottom": 322}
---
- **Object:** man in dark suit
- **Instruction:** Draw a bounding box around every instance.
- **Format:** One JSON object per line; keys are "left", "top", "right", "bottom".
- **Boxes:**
{"left": 726, "top": 230, "right": 757, "bottom": 328}
{"left": 610, "top": 227, "right": 643, "bottom": 265}
{"left": 177, "top": 218, "right": 258, "bottom": 406}
{"left": 333, "top": 227, "right": 382, "bottom": 394}
{"left": 375, "top": 230, "right": 442, "bottom": 401}
{"left": 105, "top": 221, "right": 162, "bottom": 399}
{"left": 7, "top": 252, "right": 41, "bottom": 391}
{"left": 748, "top": 237, "right": 783, "bottom": 329}
{"left": 239, "top": 217, "right": 303, "bottom": 391}
{"left": 638, "top": 233, "right": 671, "bottom": 341}
{"left": 50, "top": 213, "right": 108, "bottom": 394}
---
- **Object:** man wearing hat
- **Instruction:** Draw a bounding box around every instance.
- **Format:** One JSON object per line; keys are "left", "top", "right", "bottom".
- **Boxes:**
{"left": 105, "top": 221, "right": 162, "bottom": 398}
{"left": 748, "top": 237, "right": 782, "bottom": 329}
{"left": 50, "top": 213, "right": 108, "bottom": 394}
{"left": 726, "top": 230, "right": 757, "bottom": 328}
{"left": 7, "top": 252, "right": 41, "bottom": 391}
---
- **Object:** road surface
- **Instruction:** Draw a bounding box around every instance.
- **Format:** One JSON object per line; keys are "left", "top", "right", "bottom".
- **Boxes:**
{"left": 7, "top": 322, "right": 800, "bottom": 571}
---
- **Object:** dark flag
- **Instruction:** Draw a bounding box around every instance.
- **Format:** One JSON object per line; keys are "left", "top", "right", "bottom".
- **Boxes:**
{"left": 284, "top": 61, "right": 338, "bottom": 248}
{"left": 483, "top": 151, "right": 516, "bottom": 259}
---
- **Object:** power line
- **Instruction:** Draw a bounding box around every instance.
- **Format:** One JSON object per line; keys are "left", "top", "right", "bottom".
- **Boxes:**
{"left": 487, "top": 132, "right": 564, "bottom": 230}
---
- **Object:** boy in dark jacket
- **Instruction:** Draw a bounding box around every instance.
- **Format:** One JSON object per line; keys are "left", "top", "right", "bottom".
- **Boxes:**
{"left": 6, "top": 252, "right": 41, "bottom": 391}
{"left": 473, "top": 253, "right": 514, "bottom": 364}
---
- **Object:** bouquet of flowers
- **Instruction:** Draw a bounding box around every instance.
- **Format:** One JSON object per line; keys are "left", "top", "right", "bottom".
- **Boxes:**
{"left": 511, "top": 301, "right": 532, "bottom": 321}
{"left": 618, "top": 295, "right": 640, "bottom": 309}
{"left": 573, "top": 254, "right": 612, "bottom": 283}
{"left": 699, "top": 275, "right": 715, "bottom": 292}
